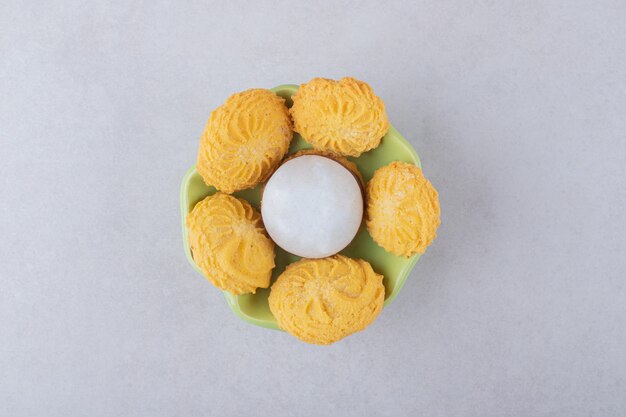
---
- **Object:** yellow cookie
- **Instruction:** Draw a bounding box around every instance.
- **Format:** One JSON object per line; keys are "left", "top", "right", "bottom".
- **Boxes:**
{"left": 290, "top": 77, "right": 390, "bottom": 157}
{"left": 186, "top": 192, "right": 275, "bottom": 295}
{"left": 366, "top": 162, "right": 440, "bottom": 257}
{"left": 268, "top": 255, "right": 385, "bottom": 345}
{"left": 197, "top": 89, "right": 293, "bottom": 193}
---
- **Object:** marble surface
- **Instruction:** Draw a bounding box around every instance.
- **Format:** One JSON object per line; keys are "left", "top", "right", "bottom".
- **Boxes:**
{"left": 1, "top": 1, "right": 625, "bottom": 416}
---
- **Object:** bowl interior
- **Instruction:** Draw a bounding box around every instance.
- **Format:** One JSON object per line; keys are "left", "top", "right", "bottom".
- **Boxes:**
{"left": 181, "top": 84, "right": 421, "bottom": 330}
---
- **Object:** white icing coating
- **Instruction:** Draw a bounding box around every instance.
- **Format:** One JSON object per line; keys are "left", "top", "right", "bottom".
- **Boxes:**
{"left": 261, "top": 155, "right": 363, "bottom": 258}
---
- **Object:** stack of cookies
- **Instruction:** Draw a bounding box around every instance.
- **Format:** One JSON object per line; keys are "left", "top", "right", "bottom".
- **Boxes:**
{"left": 186, "top": 77, "right": 440, "bottom": 345}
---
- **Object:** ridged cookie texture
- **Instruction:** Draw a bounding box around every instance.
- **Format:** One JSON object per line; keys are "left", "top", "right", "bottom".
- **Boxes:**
{"left": 186, "top": 192, "right": 275, "bottom": 295}
{"left": 290, "top": 77, "right": 390, "bottom": 157}
{"left": 197, "top": 89, "right": 293, "bottom": 193}
{"left": 366, "top": 161, "right": 440, "bottom": 257}
{"left": 268, "top": 255, "right": 385, "bottom": 345}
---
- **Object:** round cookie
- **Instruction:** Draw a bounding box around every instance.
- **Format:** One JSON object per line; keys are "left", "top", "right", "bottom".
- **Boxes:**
{"left": 186, "top": 192, "right": 275, "bottom": 295}
{"left": 366, "top": 161, "right": 440, "bottom": 257}
{"left": 290, "top": 77, "right": 390, "bottom": 157}
{"left": 197, "top": 89, "right": 292, "bottom": 193}
{"left": 261, "top": 153, "right": 364, "bottom": 259}
{"left": 268, "top": 255, "right": 385, "bottom": 345}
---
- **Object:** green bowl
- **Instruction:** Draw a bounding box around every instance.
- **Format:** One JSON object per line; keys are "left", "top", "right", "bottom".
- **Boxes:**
{"left": 180, "top": 84, "right": 422, "bottom": 330}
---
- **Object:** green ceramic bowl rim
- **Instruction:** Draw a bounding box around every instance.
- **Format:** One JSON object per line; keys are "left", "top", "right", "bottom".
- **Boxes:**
{"left": 180, "top": 83, "right": 422, "bottom": 330}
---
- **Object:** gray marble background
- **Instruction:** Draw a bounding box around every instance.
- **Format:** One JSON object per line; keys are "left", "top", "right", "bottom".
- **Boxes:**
{"left": 2, "top": 1, "right": 625, "bottom": 416}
